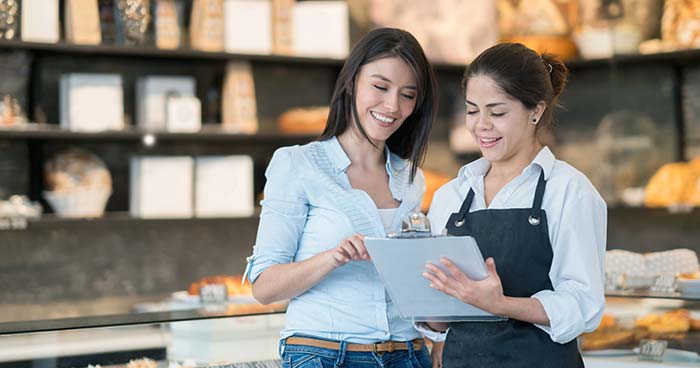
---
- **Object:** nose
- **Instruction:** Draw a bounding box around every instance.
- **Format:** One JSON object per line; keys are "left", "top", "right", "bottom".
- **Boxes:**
{"left": 383, "top": 92, "right": 399, "bottom": 113}
{"left": 474, "top": 112, "right": 493, "bottom": 131}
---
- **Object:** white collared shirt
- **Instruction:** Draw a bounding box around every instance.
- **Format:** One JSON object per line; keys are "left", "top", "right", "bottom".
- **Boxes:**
{"left": 427, "top": 146, "right": 607, "bottom": 344}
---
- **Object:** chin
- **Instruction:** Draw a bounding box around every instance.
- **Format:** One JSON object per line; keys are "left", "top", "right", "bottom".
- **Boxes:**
{"left": 364, "top": 129, "right": 392, "bottom": 144}
{"left": 480, "top": 149, "right": 505, "bottom": 163}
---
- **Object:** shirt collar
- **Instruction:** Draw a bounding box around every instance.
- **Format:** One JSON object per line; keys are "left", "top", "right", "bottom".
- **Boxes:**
{"left": 459, "top": 146, "right": 555, "bottom": 183}
{"left": 322, "top": 136, "right": 407, "bottom": 176}
{"left": 322, "top": 136, "right": 352, "bottom": 174}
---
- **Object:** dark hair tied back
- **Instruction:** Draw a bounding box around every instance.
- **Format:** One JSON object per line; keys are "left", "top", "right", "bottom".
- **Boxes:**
{"left": 463, "top": 43, "right": 569, "bottom": 131}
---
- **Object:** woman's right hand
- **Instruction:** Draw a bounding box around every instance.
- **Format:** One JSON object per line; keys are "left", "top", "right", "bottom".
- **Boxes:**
{"left": 326, "top": 234, "right": 370, "bottom": 267}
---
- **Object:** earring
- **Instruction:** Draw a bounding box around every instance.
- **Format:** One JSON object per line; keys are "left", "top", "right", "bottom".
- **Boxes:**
{"left": 531, "top": 117, "right": 538, "bottom": 125}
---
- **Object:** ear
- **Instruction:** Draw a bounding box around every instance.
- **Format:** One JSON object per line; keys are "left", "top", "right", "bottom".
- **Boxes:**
{"left": 533, "top": 101, "right": 547, "bottom": 121}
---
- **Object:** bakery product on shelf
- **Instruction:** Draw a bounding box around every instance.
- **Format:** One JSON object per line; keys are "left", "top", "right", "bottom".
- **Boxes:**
{"left": 581, "top": 329, "right": 636, "bottom": 350}
{"left": 598, "top": 314, "right": 617, "bottom": 330}
{"left": 662, "top": 0, "right": 700, "bottom": 50}
{"left": 686, "top": 157, "right": 700, "bottom": 205}
{"left": 502, "top": 35, "right": 578, "bottom": 60}
{"left": 679, "top": 272, "right": 700, "bottom": 280}
{"left": 581, "top": 309, "right": 698, "bottom": 350}
{"left": 125, "top": 358, "right": 157, "bottom": 368}
{"left": 43, "top": 148, "right": 113, "bottom": 218}
{"left": 635, "top": 309, "right": 691, "bottom": 339}
{"left": 644, "top": 162, "right": 697, "bottom": 207}
{"left": 580, "top": 314, "right": 636, "bottom": 350}
{"left": 692, "top": 318, "right": 700, "bottom": 331}
{"left": 187, "top": 274, "right": 253, "bottom": 297}
{"left": 277, "top": 106, "right": 329, "bottom": 135}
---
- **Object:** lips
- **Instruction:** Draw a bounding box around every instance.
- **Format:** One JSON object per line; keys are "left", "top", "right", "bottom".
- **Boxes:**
{"left": 479, "top": 137, "right": 502, "bottom": 148}
{"left": 371, "top": 111, "right": 396, "bottom": 127}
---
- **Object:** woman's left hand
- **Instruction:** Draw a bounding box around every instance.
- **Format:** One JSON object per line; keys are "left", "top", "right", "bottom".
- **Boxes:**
{"left": 423, "top": 257, "right": 506, "bottom": 316}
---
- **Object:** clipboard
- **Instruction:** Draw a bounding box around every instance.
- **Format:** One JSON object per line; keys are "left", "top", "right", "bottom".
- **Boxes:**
{"left": 364, "top": 235, "right": 506, "bottom": 322}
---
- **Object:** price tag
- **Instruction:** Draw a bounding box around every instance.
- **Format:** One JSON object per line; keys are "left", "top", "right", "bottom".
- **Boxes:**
{"left": 638, "top": 339, "right": 667, "bottom": 361}
{"left": 650, "top": 274, "right": 678, "bottom": 293}
{"left": 604, "top": 272, "right": 624, "bottom": 291}
{"left": 199, "top": 283, "right": 228, "bottom": 304}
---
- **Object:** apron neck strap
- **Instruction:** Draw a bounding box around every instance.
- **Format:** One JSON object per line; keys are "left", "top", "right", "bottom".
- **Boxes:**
{"left": 457, "top": 188, "right": 475, "bottom": 219}
{"left": 531, "top": 170, "right": 547, "bottom": 211}
{"left": 456, "top": 169, "right": 546, "bottom": 222}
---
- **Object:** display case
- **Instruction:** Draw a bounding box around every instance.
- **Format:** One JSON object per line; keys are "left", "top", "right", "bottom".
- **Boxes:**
{"left": 582, "top": 294, "right": 700, "bottom": 367}
{"left": 0, "top": 308, "right": 287, "bottom": 367}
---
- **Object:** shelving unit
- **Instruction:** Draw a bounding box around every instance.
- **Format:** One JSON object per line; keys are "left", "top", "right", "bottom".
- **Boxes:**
{"left": 0, "top": 124, "right": 316, "bottom": 143}
{"left": 2, "top": 36, "right": 700, "bottom": 361}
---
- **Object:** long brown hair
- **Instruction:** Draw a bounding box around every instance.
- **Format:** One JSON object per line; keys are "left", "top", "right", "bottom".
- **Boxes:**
{"left": 319, "top": 28, "right": 438, "bottom": 183}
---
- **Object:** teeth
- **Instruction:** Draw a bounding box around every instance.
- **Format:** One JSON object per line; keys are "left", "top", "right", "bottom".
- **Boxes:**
{"left": 371, "top": 111, "right": 395, "bottom": 124}
{"left": 481, "top": 137, "right": 499, "bottom": 143}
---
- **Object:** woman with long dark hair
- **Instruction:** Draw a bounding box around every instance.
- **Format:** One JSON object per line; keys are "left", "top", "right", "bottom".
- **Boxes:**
{"left": 247, "top": 28, "right": 438, "bottom": 368}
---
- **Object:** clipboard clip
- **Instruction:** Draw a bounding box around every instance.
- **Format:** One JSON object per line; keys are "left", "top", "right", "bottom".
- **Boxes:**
{"left": 388, "top": 210, "right": 443, "bottom": 238}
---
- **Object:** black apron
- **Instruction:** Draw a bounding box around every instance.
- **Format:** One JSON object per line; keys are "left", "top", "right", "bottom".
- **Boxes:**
{"left": 442, "top": 171, "right": 583, "bottom": 368}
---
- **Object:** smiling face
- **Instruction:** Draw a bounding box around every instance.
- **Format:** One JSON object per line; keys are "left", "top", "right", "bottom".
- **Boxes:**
{"left": 351, "top": 56, "right": 418, "bottom": 145}
{"left": 465, "top": 75, "right": 544, "bottom": 164}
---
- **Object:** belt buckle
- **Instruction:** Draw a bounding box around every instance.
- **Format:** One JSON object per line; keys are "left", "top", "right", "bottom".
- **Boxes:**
{"left": 374, "top": 341, "right": 395, "bottom": 353}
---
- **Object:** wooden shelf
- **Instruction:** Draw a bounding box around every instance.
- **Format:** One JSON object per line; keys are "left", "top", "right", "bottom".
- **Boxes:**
{"left": 0, "top": 124, "right": 317, "bottom": 143}
{"left": 606, "top": 290, "right": 700, "bottom": 302}
{"left": 0, "top": 40, "right": 345, "bottom": 66}
{"left": 565, "top": 48, "right": 700, "bottom": 69}
{"left": 11, "top": 40, "right": 700, "bottom": 72}
{"left": 25, "top": 211, "right": 260, "bottom": 225}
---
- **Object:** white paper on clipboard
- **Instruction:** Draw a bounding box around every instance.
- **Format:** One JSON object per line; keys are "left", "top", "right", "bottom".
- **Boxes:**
{"left": 364, "top": 235, "right": 507, "bottom": 322}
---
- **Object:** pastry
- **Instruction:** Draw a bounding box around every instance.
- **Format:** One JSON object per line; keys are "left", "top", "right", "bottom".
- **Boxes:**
{"left": 187, "top": 274, "right": 252, "bottom": 296}
{"left": 636, "top": 309, "right": 691, "bottom": 339}
{"left": 580, "top": 330, "right": 635, "bottom": 350}
{"left": 644, "top": 162, "right": 696, "bottom": 207}
{"left": 126, "top": 358, "right": 157, "bottom": 368}
{"left": 598, "top": 314, "right": 617, "bottom": 330}
{"left": 277, "top": 106, "right": 329, "bottom": 135}
{"left": 691, "top": 318, "right": 700, "bottom": 331}
{"left": 662, "top": 0, "right": 700, "bottom": 50}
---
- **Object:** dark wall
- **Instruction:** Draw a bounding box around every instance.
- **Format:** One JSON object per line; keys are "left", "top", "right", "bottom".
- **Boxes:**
{"left": 607, "top": 208, "right": 700, "bottom": 253}
{"left": 0, "top": 217, "right": 258, "bottom": 304}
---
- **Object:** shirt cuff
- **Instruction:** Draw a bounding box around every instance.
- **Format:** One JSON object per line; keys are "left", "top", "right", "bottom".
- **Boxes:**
{"left": 413, "top": 322, "right": 448, "bottom": 342}
{"left": 531, "top": 290, "right": 585, "bottom": 344}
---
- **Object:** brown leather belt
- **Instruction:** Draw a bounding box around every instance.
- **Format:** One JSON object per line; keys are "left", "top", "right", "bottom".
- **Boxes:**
{"left": 285, "top": 336, "right": 424, "bottom": 353}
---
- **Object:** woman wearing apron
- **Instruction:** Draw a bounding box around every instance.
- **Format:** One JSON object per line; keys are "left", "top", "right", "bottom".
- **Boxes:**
{"left": 422, "top": 43, "right": 607, "bottom": 367}
{"left": 247, "top": 28, "right": 438, "bottom": 368}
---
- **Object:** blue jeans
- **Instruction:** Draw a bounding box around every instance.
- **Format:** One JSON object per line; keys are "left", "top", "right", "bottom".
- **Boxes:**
{"left": 280, "top": 337, "right": 432, "bottom": 368}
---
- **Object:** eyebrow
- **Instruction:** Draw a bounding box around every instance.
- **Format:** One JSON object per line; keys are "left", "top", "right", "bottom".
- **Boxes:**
{"left": 465, "top": 99, "right": 505, "bottom": 108}
{"left": 371, "top": 74, "right": 417, "bottom": 90}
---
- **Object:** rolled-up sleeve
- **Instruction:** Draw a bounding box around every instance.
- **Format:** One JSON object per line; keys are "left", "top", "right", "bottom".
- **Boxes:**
{"left": 531, "top": 185, "right": 607, "bottom": 344}
{"left": 247, "top": 147, "right": 309, "bottom": 283}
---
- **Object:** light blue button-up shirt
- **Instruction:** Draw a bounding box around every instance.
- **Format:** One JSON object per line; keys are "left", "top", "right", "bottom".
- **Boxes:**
{"left": 247, "top": 137, "right": 425, "bottom": 343}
